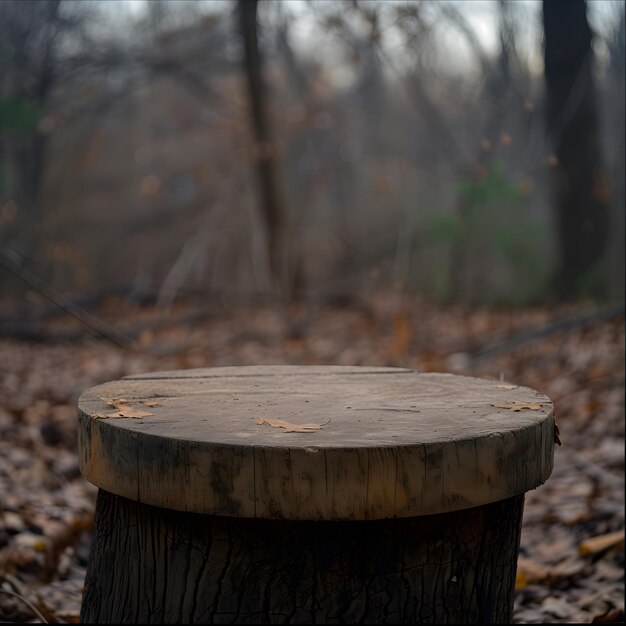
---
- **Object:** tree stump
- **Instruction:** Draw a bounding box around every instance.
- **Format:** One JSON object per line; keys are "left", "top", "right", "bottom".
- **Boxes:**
{"left": 78, "top": 366, "right": 555, "bottom": 624}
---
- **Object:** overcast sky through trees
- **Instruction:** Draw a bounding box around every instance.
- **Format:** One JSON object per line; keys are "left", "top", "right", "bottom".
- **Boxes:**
{"left": 113, "top": 0, "right": 622, "bottom": 78}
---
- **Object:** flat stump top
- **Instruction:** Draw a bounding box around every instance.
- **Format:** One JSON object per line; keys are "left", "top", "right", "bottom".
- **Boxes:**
{"left": 78, "top": 366, "right": 554, "bottom": 520}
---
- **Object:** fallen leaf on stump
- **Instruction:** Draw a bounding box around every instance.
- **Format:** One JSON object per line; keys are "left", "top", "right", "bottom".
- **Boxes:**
{"left": 256, "top": 418, "right": 328, "bottom": 433}
{"left": 492, "top": 400, "right": 543, "bottom": 411}
{"left": 93, "top": 398, "right": 154, "bottom": 419}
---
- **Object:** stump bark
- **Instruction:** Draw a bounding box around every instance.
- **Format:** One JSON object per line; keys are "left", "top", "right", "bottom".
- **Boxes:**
{"left": 77, "top": 366, "right": 554, "bottom": 624}
{"left": 82, "top": 490, "right": 524, "bottom": 624}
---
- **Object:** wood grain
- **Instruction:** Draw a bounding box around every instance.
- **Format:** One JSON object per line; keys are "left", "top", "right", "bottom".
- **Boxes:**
{"left": 77, "top": 366, "right": 554, "bottom": 520}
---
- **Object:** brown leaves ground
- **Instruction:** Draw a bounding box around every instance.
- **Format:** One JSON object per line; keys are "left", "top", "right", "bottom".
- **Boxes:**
{"left": 0, "top": 295, "right": 623, "bottom": 623}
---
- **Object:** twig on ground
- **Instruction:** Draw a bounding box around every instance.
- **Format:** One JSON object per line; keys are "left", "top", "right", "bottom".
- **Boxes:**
{"left": 0, "top": 587, "right": 49, "bottom": 623}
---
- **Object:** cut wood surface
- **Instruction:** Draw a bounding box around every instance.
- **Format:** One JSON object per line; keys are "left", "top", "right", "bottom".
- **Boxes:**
{"left": 77, "top": 365, "right": 555, "bottom": 520}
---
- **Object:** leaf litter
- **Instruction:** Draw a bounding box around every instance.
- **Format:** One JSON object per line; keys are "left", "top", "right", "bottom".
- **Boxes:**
{"left": 0, "top": 297, "right": 622, "bottom": 623}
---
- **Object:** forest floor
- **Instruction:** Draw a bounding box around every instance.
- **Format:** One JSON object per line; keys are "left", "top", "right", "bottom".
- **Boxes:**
{"left": 0, "top": 294, "right": 623, "bottom": 624}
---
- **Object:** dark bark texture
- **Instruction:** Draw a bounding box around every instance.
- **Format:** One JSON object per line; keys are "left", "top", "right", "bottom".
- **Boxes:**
{"left": 238, "top": 0, "right": 293, "bottom": 300}
{"left": 543, "top": 0, "right": 610, "bottom": 298}
{"left": 81, "top": 489, "right": 524, "bottom": 624}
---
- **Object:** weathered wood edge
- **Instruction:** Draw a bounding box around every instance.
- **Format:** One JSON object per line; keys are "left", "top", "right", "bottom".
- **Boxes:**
{"left": 77, "top": 382, "right": 554, "bottom": 520}
{"left": 122, "top": 365, "right": 416, "bottom": 380}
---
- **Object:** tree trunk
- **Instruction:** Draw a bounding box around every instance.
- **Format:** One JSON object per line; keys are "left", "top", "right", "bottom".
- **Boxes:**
{"left": 238, "top": 0, "right": 294, "bottom": 301}
{"left": 0, "top": 0, "right": 60, "bottom": 291}
{"left": 81, "top": 489, "right": 524, "bottom": 624}
{"left": 543, "top": 0, "right": 610, "bottom": 299}
{"left": 607, "top": 7, "right": 625, "bottom": 302}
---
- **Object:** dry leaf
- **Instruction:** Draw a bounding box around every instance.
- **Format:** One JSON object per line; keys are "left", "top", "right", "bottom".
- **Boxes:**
{"left": 94, "top": 397, "right": 153, "bottom": 419}
{"left": 389, "top": 307, "right": 412, "bottom": 360}
{"left": 592, "top": 609, "right": 625, "bottom": 623}
{"left": 495, "top": 384, "right": 518, "bottom": 389}
{"left": 56, "top": 612, "right": 81, "bottom": 625}
{"left": 514, "top": 571, "right": 527, "bottom": 591}
{"left": 491, "top": 400, "right": 542, "bottom": 411}
{"left": 93, "top": 408, "right": 153, "bottom": 419}
{"left": 540, "top": 597, "right": 572, "bottom": 619}
{"left": 256, "top": 418, "right": 327, "bottom": 433}
{"left": 516, "top": 557, "right": 552, "bottom": 588}
{"left": 594, "top": 560, "right": 625, "bottom": 582}
{"left": 516, "top": 556, "right": 585, "bottom": 589}
{"left": 100, "top": 398, "right": 128, "bottom": 409}
{"left": 579, "top": 530, "right": 625, "bottom": 557}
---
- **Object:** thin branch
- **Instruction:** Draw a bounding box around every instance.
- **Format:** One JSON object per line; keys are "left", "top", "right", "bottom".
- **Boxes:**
{"left": 0, "top": 588, "right": 49, "bottom": 624}
{"left": 470, "top": 305, "right": 625, "bottom": 361}
{"left": 0, "top": 247, "right": 135, "bottom": 348}
{"left": 436, "top": 2, "right": 492, "bottom": 76}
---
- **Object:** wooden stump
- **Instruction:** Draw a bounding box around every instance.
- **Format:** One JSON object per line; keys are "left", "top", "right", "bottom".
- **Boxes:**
{"left": 78, "top": 366, "right": 555, "bottom": 624}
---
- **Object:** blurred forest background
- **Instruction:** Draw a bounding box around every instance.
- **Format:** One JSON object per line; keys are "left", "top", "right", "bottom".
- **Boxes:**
{"left": 0, "top": 0, "right": 624, "bottom": 312}
{"left": 0, "top": 1, "right": 625, "bottom": 623}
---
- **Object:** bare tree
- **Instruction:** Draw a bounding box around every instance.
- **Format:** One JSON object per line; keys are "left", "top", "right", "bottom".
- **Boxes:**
{"left": 543, "top": 0, "right": 610, "bottom": 299}
{"left": 238, "top": 0, "right": 294, "bottom": 301}
{"left": 0, "top": 0, "right": 65, "bottom": 263}
{"left": 605, "top": 3, "right": 625, "bottom": 302}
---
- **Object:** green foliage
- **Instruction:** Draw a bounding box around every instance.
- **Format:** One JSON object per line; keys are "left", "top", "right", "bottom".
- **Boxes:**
{"left": 421, "top": 164, "right": 553, "bottom": 304}
{"left": 457, "top": 164, "right": 522, "bottom": 205}
{"left": 494, "top": 219, "right": 552, "bottom": 304}
{"left": 0, "top": 98, "right": 41, "bottom": 132}
{"left": 0, "top": 98, "right": 40, "bottom": 194}
{"left": 424, "top": 212, "right": 458, "bottom": 242}
{"left": 576, "top": 260, "right": 609, "bottom": 301}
